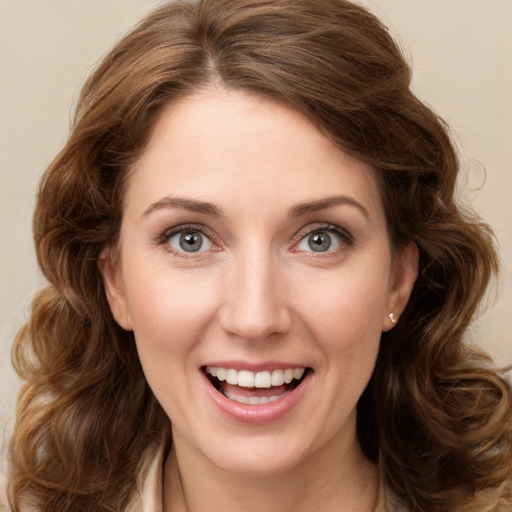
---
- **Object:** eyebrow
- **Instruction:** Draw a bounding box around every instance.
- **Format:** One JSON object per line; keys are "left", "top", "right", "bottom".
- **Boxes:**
{"left": 287, "top": 195, "right": 370, "bottom": 220}
{"left": 142, "top": 194, "right": 370, "bottom": 220}
{"left": 142, "top": 197, "right": 224, "bottom": 218}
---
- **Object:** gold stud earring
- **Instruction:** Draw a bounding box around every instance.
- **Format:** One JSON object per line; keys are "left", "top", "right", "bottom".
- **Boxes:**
{"left": 389, "top": 313, "right": 397, "bottom": 325}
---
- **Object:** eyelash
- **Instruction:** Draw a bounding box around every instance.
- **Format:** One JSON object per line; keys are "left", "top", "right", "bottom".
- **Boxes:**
{"left": 157, "top": 222, "right": 354, "bottom": 257}
{"left": 292, "top": 223, "right": 355, "bottom": 255}
{"left": 157, "top": 223, "right": 219, "bottom": 257}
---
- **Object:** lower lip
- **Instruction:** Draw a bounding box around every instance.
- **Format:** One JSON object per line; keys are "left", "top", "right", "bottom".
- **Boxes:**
{"left": 202, "top": 371, "right": 310, "bottom": 424}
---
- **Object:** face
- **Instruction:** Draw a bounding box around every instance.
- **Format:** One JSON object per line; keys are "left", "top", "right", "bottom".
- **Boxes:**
{"left": 102, "top": 89, "right": 417, "bottom": 477}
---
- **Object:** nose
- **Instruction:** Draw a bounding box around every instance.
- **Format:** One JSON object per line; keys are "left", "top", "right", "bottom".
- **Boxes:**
{"left": 219, "top": 249, "right": 292, "bottom": 342}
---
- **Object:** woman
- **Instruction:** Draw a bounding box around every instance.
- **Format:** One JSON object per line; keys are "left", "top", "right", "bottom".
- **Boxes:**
{"left": 7, "top": 0, "right": 512, "bottom": 511}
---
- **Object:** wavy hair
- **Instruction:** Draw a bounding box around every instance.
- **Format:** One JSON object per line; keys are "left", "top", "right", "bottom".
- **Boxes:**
{"left": 8, "top": 0, "right": 512, "bottom": 510}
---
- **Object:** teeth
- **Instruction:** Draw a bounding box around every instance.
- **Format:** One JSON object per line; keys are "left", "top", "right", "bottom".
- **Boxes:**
{"left": 293, "top": 368, "right": 305, "bottom": 379}
{"left": 254, "top": 371, "right": 271, "bottom": 388}
{"left": 237, "top": 370, "right": 254, "bottom": 388}
{"left": 224, "top": 389, "right": 290, "bottom": 404}
{"left": 226, "top": 369, "right": 238, "bottom": 385}
{"left": 284, "top": 369, "right": 294, "bottom": 384}
{"left": 206, "top": 366, "right": 306, "bottom": 388}
{"left": 271, "top": 370, "right": 283, "bottom": 386}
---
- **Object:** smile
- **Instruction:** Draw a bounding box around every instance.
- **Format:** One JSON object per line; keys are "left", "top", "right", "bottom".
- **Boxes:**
{"left": 207, "top": 366, "right": 305, "bottom": 388}
{"left": 204, "top": 366, "right": 309, "bottom": 406}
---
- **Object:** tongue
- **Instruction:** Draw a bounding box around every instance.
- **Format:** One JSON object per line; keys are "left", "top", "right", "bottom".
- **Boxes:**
{"left": 221, "top": 382, "right": 290, "bottom": 398}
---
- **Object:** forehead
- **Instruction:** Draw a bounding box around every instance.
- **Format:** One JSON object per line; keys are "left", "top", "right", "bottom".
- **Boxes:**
{"left": 126, "top": 89, "right": 384, "bottom": 224}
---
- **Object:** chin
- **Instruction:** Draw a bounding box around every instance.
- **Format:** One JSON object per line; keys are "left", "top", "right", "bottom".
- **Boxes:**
{"left": 210, "top": 444, "right": 310, "bottom": 477}
{"left": 189, "top": 423, "right": 324, "bottom": 478}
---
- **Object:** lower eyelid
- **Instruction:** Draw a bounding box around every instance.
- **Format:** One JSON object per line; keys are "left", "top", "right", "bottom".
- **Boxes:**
{"left": 156, "top": 224, "right": 353, "bottom": 256}
{"left": 293, "top": 225, "right": 354, "bottom": 251}
{"left": 296, "top": 232, "right": 344, "bottom": 252}
{"left": 157, "top": 225, "right": 218, "bottom": 252}
{"left": 169, "top": 231, "right": 214, "bottom": 252}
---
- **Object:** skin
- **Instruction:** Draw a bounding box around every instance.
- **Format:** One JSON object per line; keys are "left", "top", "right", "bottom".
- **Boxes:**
{"left": 101, "top": 88, "right": 418, "bottom": 512}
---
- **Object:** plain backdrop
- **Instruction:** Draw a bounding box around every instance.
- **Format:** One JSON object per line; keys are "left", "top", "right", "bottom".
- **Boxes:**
{"left": 1, "top": 0, "right": 511, "bottom": 483}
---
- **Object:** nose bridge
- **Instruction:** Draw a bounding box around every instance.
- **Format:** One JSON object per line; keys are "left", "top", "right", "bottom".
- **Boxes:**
{"left": 220, "top": 242, "right": 291, "bottom": 340}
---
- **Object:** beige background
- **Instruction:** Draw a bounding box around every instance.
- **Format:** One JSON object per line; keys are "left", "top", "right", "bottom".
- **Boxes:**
{"left": 1, "top": 0, "right": 511, "bottom": 482}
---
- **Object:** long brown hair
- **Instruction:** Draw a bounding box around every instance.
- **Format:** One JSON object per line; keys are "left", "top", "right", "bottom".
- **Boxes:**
{"left": 8, "top": 1, "right": 512, "bottom": 510}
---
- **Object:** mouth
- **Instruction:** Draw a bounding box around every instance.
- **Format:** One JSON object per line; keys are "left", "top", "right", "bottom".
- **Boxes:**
{"left": 203, "top": 366, "right": 310, "bottom": 405}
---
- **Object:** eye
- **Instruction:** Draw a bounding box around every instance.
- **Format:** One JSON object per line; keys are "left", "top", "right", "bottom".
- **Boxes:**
{"left": 294, "top": 225, "right": 352, "bottom": 253}
{"left": 165, "top": 228, "right": 215, "bottom": 254}
{"left": 309, "top": 232, "right": 332, "bottom": 252}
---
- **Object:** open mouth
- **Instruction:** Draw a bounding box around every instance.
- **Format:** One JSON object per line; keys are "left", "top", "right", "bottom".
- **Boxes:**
{"left": 204, "top": 366, "right": 310, "bottom": 405}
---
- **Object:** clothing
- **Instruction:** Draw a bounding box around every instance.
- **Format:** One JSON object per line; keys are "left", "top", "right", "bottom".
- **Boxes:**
{"left": 124, "top": 443, "right": 405, "bottom": 512}
{"left": 125, "top": 444, "right": 165, "bottom": 512}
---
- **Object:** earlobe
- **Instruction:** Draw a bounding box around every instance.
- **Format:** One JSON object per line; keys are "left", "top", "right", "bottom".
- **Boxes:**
{"left": 383, "top": 242, "right": 419, "bottom": 331}
{"left": 98, "top": 248, "right": 133, "bottom": 331}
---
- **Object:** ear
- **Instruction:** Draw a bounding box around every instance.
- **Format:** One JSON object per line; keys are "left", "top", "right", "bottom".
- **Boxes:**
{"left": 382, "top": 242, "right": 419, "bottom": 332}
{"left": 98, "top": 248, "right": 133, "bottom": 331}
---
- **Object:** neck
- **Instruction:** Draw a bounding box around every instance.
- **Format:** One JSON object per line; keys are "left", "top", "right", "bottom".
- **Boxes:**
{"left": 163, "top": 434, "right": 380, "bottom": 512}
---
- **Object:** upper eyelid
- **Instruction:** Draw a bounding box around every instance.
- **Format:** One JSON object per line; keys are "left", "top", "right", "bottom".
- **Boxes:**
{"left": 158, "top": 224, "right": 220, "bottom": 259}
{"left": 292, "top": 223, "right": 355, "bottom": 253}
{"left": 156, "top": 222, "right": 353, "bottom": 251}
{"left": 293, "top": 222, "right": 353, "bottom": 241}
{"left": 158, "top": 223, "right": 217, "bottom": 244}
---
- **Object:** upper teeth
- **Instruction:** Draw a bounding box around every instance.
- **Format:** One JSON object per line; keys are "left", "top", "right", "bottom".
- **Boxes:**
{"left": 206, "top": 367, "right": 305, "bottom": 388}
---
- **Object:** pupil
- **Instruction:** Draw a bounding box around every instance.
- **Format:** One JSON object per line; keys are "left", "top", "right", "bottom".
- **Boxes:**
{"left": 179, "top": 232, "right": 203, "bottom": 252}
{"left": 309, "top": 232, "right": 331, "bottom": 252}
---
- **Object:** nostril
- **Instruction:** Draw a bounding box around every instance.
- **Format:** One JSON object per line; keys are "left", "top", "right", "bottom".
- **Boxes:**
{"left": 219, "top": 311, "right": 292, "bottom": 341}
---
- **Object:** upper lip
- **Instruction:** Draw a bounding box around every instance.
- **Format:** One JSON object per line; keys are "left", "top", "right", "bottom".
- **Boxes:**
{"left": 201, "top": 361, "right": 309, "bottom": 372}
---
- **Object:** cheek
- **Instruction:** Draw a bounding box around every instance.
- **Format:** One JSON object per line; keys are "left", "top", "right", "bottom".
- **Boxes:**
{"left": 121, "top": 262, "right": 223, "bottom": 422}
{"left": 121, "top": 258, "right": 220, "bottom": 359}
{"left": 300, "top": 267, "right": 389, "bottom": 413}
{"left": 292, "top": 264, "right": 390, "bottom": 362}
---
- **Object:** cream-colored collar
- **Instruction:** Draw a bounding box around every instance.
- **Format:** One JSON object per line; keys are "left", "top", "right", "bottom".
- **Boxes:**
{"left": 125, "top": 443, "right": 165, "bottom": 512}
